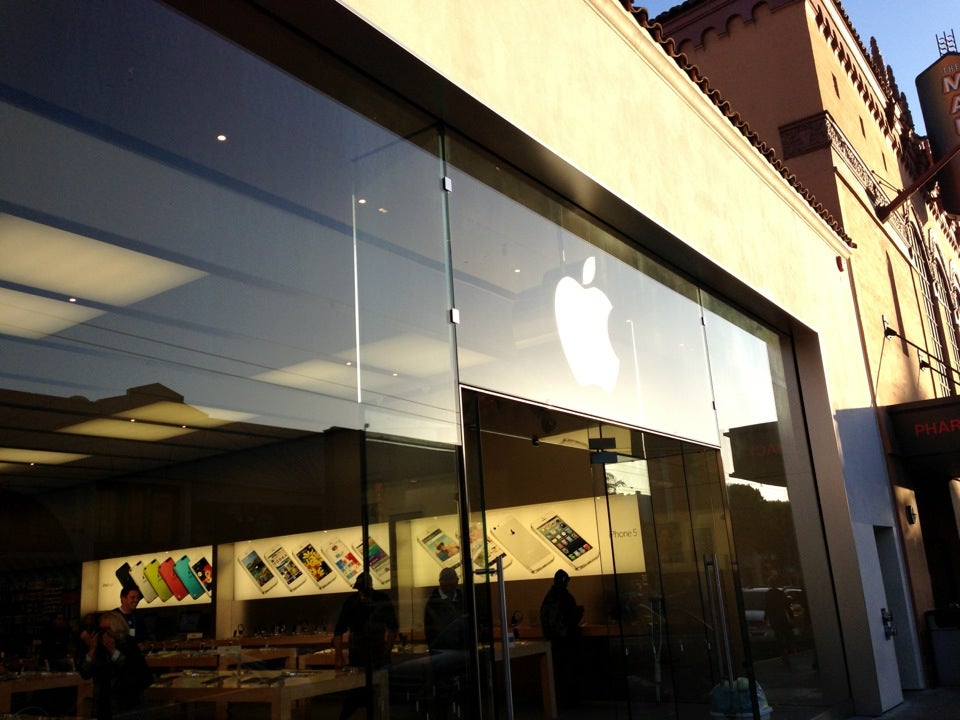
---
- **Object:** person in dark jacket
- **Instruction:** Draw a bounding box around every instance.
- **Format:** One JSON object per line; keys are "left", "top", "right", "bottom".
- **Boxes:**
{"left": 424, "top": 567, "right": 465, "bottom": 650}
{"left": 540, "top": 569, "right": 584, "bottom": 708}
{"left": 765, "top": 574, "right": 795, "bottom": 665}
{"left": 333, "top": 572, "right": 398, "bottom": 720}
{"left": 419, "top": 568, "right": 468, "bottom": 719}
{"left": 79, "top": 610, "right": 152, "bottom": 720}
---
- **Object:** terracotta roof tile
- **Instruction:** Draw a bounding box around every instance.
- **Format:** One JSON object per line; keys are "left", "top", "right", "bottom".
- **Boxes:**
{"left": 623, "top": 2, "right": 856, "bottom": 247}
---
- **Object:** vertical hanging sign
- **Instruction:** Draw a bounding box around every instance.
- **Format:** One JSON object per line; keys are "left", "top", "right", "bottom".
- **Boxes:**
{"left": 916, "top": 52, "right": 960, "bottom": 215}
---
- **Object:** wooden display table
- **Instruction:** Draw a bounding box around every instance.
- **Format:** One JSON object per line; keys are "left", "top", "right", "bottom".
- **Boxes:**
{"left": 297, "top": 648, "right": 336, "bottom": 669}
{"left": 217, "top": 647, "right": 297, "bottom": 669}
{"left": 146, "top": 651, "right": 219, "bottom": 671}
{"left": 493, "top": 640, "right": 557, "bottom": 719}
{"left": 147, "top": 647, "right": 296, "bottom": 672}
{"left": 0, "top": 672, "right": 92, "bottom": 716}
{"left": 215, "top": 633, "right": 334, "bottom": 649}
{"left": 146, "top": 668, "right": 387, "bottom": 720}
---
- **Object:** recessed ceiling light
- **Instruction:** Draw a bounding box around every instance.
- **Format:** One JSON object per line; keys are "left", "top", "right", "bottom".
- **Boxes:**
{"left": 216, "top": 134, "right": 227, "bottom": 142}
{"left": 68, "top": 297, "right": 77, "bottom": 303}
{"left": 0, "top": 448, "right": 90, "bottom": 466}
{"left": 357, "top": 198, "right": 367, "bottom": 205}
{"left": 514, "top": 268, "right": 520, "bottom": 273}
{"left": 60, "top": 419, "right": 193, "bottom": 442}
{"left": 378, "top": 208, "right": 388, "bottom": 214}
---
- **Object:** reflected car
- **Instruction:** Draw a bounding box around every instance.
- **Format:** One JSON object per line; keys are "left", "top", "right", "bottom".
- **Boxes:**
{"left": 741, "top": 587, "right": 807, "bottom": 643}
{"left": 741, "top": 588, "right": 775, "bottom": 642}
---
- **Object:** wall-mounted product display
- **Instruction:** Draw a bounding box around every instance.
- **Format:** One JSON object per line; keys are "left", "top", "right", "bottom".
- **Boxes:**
{"left": 468, "top": 522, "right": 512, "bottom": 570}
{"left": 417, "top": 525, "right": 462, "bottom": 570}
{"left": 94, "top": 496, "right": 646, "bottom": 613}
{"left": 413, "top": 496, "right": 645, "bottom": 586}
{"left": 483, "top": 496, "right": 646, "bottom": 582}
{"left": 489, "top": 514, "right": 554, "bottom": 574}
{"left": 361, "top": 536, "right": 392, "bottom": 585}
{"left": 97, "top": 546, "right": 214, "bottom": 609}
{"left": 231, "top": 524, "right": 391, "bottom": 601}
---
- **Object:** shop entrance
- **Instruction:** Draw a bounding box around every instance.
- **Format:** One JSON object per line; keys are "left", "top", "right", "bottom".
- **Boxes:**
{"left": 462, "top": 390, "right": 755, "bottom": 720}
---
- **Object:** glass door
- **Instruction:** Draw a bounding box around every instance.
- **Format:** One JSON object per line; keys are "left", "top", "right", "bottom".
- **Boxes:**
{"left": 462, "top": 390, "right": 757, "bottom": 720}
{"left": 597, "top": 429, "right": 755, "bottom": 720}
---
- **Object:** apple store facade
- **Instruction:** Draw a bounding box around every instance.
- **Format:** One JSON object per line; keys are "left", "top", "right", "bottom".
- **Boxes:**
{"left": 0, "top": 2, "right": 850, "bottom": 719}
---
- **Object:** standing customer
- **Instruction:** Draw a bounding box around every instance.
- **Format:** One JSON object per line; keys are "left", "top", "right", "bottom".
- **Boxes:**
{"left": 424, "top": 567, "right": 465, "bottom": 650}
{"left": 79, "top": 610, "right": 153, "bottom": 720}
{"left": 333, "top": 572, "right": 398, "bottom": 719}
{"left": 764, "top": 574, "right": 795, "bottom": 666}
{"left": 539, "top": 569, "right": 584, "bottom": 708}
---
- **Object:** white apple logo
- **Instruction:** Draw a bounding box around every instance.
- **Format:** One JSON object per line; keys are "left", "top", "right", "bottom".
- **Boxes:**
{"left": 554, "top": 256, "right": 620, "bottom": 392}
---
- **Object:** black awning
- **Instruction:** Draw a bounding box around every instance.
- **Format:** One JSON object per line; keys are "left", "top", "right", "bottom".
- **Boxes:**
{"left": 887, "top": 397, "right": 960, "bottom": 477}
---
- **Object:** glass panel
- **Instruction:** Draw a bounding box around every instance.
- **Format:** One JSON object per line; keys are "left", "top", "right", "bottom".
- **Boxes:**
{"left": 463, "top": 390, "right": 745, "bottom": 720}
{"left": 447, "top": 138, "right": 717, "bottom": 445}
{"left": 619, "top": 434, "right": 747, "bottom": 720}
{"left": 0, "top": 1, "right": 457, "bottom": 716}
{"left": 465, "top": 392, "right": 624, "bottom": 720}
{"left": 703, "top": 292, "right": 845, "bottom": 717}
{"left": 354, "top": 128, "right": 458, "bottom": 441}
{"left": 0, "top": 0, "right": 455, "bottom": 443}
{"left": 362, "top": 435, "right": 469, "bottom": 719}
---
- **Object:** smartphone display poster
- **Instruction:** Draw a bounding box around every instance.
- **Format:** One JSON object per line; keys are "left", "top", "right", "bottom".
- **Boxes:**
{"left": 321, "top": 539, "right": 363, "bottom": 587}
{"left": 159, "top": 557, "right": 191, "bottom": 601}
{"left": 532, "top": 514, "right": 600, "bottom": 569}
{"left": 174, "top": 556, "right": 207, "bottom": 599}
{"left": 359, "top": 536, "right": 391, "bottom": 585}
{"left": 418, "top": 527, "right": 461, "bottom": 569}
{"left": 266, "top": 546, "right": 306, "bottom": 591}
{"left": 467, "top": 522, "right": 512, "bottom": 569}
{"left": 237, "top": 548, "right": 278, "bottom": 594}
{"left": 484, "top": 497, "right": 621, "bottom": 581}
{"left": 295, "top": 543, "right": 336, "bottom": 590}
{"left": 230, "top": 526, "right": 392, "bottom": 599}
{"left": 490, "top": 515, "right": 553, "bottom": 574}
{"left": 96, "top": 546, "right": 214, "bottom": 609}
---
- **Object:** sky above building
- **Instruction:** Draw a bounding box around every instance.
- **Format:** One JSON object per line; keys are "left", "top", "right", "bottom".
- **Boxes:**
{"left": 639, "top": 0, "right": 958, "bottom": 136}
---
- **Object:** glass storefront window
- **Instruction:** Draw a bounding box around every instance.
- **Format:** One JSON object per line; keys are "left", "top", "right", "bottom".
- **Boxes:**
{"left": 0, "top": 2, "right": 458, "bottom": 716}
{"left": 0, "top": 0, "right": 455, "bottom": 443}
{"left": 703, "top": 292, "right": 843, "bottom": 714}
{"left": 446, "top": 138, "right": 718, "bottom": 445}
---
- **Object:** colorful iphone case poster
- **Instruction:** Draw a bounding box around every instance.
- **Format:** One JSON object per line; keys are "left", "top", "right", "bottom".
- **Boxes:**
{"left": 96, "top": 545, "right": 214, "bottom": 609}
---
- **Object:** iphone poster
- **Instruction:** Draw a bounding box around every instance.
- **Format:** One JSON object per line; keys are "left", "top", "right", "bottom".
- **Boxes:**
{"left": 96, "top": 545, "right": 214, "bottom": 610}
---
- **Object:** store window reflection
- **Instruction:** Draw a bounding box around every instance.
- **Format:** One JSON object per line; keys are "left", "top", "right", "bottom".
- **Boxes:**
{"left": 703, "top": 293, "right": 841, "bottom": 713}
{"left": 362, "top": 435, "right": 470, "bottom": 719}
{"left": 446, "top": 137, "right": 718, "bottom": 446}
{"left": 0, "top": 0, "right": 458, "bottom": 714}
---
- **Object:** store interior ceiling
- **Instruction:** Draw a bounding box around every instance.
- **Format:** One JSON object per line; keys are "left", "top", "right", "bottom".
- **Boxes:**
{"left": 0, "top": 382, "right": 309, "bottom": 496}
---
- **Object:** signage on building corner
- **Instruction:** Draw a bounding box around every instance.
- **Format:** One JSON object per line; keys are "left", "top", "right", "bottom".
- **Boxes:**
{"left": 916, "top": 52, "right": 960, "bottom": 215}
{"left": 888, "top": 400, "right": 960, "bottom": 459}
